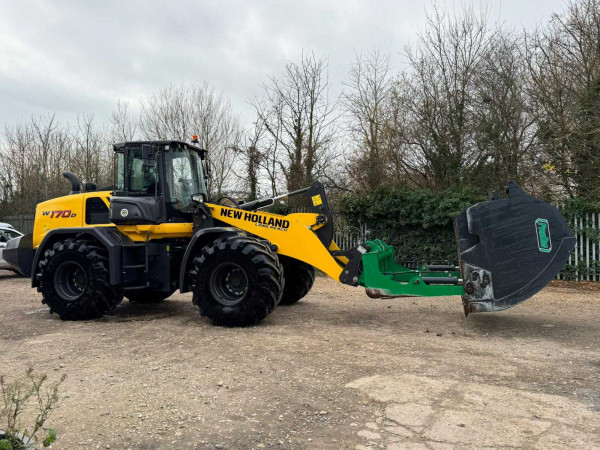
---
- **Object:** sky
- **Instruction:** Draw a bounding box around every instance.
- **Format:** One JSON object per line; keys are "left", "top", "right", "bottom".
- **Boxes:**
{"left": 0, "top": 0, "right": 566, "bottom": 130}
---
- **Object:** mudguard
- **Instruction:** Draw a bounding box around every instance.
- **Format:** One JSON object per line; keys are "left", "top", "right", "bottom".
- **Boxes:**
{"left": 28, "top": 227, "right": 125, "bottom": 287}
{"left": 455, "top": 181, "right": 576, "bottom": 314}
{"left": 178, "top": 227, "right": 239, "bottom": 293}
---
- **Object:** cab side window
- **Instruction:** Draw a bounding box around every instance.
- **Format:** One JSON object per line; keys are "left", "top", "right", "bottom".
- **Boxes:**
{"left": 127, "top": 149, "right": 157, "bottom": 194}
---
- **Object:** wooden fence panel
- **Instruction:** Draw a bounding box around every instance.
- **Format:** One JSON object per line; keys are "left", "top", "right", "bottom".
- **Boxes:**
{"left": 0, "top": 215, "right": 35, "bottom": 234}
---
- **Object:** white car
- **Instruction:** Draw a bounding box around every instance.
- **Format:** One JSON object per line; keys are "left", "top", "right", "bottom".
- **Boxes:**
{"left": 0, "top": 223, "right": 24, "bottom": 271}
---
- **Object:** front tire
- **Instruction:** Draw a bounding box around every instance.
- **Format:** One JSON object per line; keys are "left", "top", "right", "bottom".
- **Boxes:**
{"left": 278, "top": 255, "right": 316, "bottom": 305}
{"left": 36, "top": 239, "right": 123, "bottom": 320}
{"left": 189, "top": 235, "right": 283, "bottom": 327}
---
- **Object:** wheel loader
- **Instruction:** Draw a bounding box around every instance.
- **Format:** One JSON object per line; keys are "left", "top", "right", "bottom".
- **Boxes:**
{"left": 4, "top": 139, "right": 576, "bottom": 326}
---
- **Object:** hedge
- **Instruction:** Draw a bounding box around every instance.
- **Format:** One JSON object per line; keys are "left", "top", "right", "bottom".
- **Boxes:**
{"left": 338, "top": 187, "right": 485, "bottom": 264}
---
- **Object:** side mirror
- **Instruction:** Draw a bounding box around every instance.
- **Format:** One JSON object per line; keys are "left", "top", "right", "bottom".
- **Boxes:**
{"left": 142, "top": 144, "right": 156, "bottom": 167}
{"left": 192, "top": 193, "right": 207, "bottom": 204}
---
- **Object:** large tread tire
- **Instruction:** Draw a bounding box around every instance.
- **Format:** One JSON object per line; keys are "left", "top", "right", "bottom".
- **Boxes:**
{"left": 126, "top": 289, "right": 175, "bottom": 304}
{"left": 36, "top": 239, "right": 123, "bottom": 320}
{"left": 189, "top": 235, "right": 283, "bottom": 327}
{"left": 278, "top": 255, "right": 316, "bottom": 305}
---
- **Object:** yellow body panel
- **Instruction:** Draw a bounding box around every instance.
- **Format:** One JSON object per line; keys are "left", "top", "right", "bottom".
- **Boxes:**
{"left": 33, "top": 191, "right": 112, "bottom": 248}
{"left": 118, "top": 223, "right": 194, "bottom": 241}
{"left": 209, "top": 204, "right": 344, "bottom": 280}
{"left": 33, "top": 195, "right": 344, "bottom": 281}
{"left": 33, "top": 191, "right": 194, "bottom": 245}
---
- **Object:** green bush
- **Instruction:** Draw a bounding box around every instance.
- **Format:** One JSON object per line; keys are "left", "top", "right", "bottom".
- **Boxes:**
{"left": 339, "top": 187, "right": 485, "bottom": 263}
{"left": 562, "top": 197, "right": 600, "bottom": 221}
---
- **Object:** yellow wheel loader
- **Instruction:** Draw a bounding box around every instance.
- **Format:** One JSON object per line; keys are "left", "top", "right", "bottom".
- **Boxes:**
{"left": 4, "top": 140, "right": 576, "bottom": 326}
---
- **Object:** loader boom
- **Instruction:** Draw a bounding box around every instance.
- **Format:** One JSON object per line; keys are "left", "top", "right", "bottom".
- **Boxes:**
{"left": 209, "top": 203, "right": 466, "bottom": 298}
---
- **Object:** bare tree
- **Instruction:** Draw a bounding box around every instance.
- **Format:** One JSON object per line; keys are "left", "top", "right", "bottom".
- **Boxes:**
{"left": 472, "top": 32, "right": 540, "bottom": 194}
{"left": 342, "top": 51, "right": 396, "bottom": 191}
{"left": 399, "top": 5, "right": 498, "bottom": 190}
{"left": 139, "top": 85, "right": 196, "bottom": 140}
{"left": 252, "top": 53, "right": 338, "bottom": 193}
{"left": 71, "top": 114, "right": 111, "bottom": 186}
{"left": 525, "top": 0, "right": 600, "bottom": 199}
{"left": 248, "top": 100, "right": 285, "bottom": 197}
{"left": 0, "top": 122, "right": 33, "bottom": 214}
{"left": 139, "top": 84, "right": 242, "bottom": 199}
{"left": 29, "top": 115, "right": 73, "bottom": 201}
{"left": 0, "top": 115, "right": 72, "bottom": 215}
{"left": 231, "top": 118, "right": 267, "bottom": 200}
{"left": 109, "top": 100, "right": 138, "bottom": 143}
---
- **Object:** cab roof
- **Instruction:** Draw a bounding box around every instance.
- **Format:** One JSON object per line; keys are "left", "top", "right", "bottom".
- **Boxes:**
{"left": 112, "top": 140, "right": 207, "bottom": 156}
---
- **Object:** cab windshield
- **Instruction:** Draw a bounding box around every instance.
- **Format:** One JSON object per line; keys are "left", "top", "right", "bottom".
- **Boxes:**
{"left": 164, "top": 146, "right": 207, "bottom": 210}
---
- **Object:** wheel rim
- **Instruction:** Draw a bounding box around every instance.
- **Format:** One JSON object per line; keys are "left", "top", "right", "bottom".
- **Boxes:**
{"left": 209, "top": 262, "right": 249, "bottom": 306}
{"left": 54, "top": 261, "right": 88, "bottom": 301}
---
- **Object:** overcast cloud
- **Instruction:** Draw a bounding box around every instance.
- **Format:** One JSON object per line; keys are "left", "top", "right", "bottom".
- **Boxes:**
{"left": 0, "top": 0, "right": 565, "bottom": 129}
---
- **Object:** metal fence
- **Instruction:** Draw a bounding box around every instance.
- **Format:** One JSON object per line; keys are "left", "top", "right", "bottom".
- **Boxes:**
{"left": 333, "top": 222, "right": 367, "bottom": 251}
{"left": 2, "top": 212, "right": 598, "bottom": 281}
{"left": 558, "top": 212, "right": 600, "bottom": 281}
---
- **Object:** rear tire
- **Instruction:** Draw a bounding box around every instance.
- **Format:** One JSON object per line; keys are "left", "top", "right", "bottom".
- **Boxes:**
{"left": 278, "top": 255, "right": 315, "bottom": 305}
{"left": 189, "top": 235, "right": 283, "bottom": 327}
{"left": 36, "top": 239, "right": 123, "bottom": 320}
{"left": 126, "top": 289, "right": 175, "bottom": 304}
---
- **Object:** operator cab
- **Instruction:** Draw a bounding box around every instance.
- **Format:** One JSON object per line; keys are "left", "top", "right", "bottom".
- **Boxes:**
{"left": 110, "top": 141, "right": 208, "bottom": 225}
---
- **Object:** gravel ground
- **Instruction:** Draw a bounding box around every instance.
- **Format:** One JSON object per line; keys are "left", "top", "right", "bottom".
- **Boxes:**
{"left": 0, "top": 271, "right": 599, "bottom": 449}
